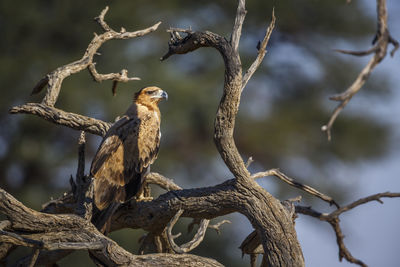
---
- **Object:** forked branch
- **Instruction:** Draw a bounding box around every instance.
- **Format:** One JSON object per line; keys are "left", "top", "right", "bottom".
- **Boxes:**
{"left": 10, "top": 6, "right": 160, "bottom": 133}
{"left": 0, "top": 188, "right": 223, "bottom": 266}
{"left": 296, "top": 192, "right": 400, "bottom": 266}
{"left": 242, "top": 9, "right": 276, "bottom": 91}
{"left": 166, "top": 209, "right": 210, "bottom": 254}
{"left": 5, "top": 1, "right": 397, "bottom": 267}
{"left": 322, "top": 0, "right": 399, "bottom": 140}
{"left": 161, "top": 2, "right": 306, "bottom": 265}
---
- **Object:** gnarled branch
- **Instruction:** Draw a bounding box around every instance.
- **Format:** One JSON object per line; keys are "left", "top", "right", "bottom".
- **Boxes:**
{"left": 0, "top": 188, "right": 222, "bottom": 267}
{"left": 9, "top": 103, "right": 111, "bottom": 137}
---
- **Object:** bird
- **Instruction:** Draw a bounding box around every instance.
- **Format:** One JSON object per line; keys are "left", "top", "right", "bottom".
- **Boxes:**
{"left": 90, "top": 86, "right": 168, "bottom": 233}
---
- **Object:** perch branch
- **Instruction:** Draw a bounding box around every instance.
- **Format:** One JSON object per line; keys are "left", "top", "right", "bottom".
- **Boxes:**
{"left": 0, "top": 188, "right": 222, "bottom": 267}
{"left": 40, "top": 171, "right": 181, "bottom": 216}
{"left": 296, "top": 192, "right": 400, "bottom": 267}
{"left": 322, "top": 0, "right": 399, "bottom": 140}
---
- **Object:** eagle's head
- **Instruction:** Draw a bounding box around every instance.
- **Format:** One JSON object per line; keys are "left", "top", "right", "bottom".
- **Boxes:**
{"left": 134, "top": 86, "right": 168, "bottom": 105}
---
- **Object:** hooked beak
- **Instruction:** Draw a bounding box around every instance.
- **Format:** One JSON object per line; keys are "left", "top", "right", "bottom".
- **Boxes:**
{"left": 159, "top": 90, "right": 168, "bottom": 101}
{"left": 150, "top": 89, "right": 168, "bottom": 101}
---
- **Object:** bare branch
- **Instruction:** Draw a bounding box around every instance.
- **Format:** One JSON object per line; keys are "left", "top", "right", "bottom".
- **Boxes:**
{"left": 166, "top": 27, "right": 193, "bottom": 34}
{"left": 0, "top": 188, "right": 222, "bottom": 267}
{"left": 333, "top": 45, "right": 379, "bottom": 56}
{"left": 87, "top": 65, "right": 140, "bottom": 96}
{"left": 94, "top": 6, "right": 113, "bottom": 32}
{"left": 296, "top": 191, "right": 400, "bottom": 266}
{"left": 388, "top": 35, "right": 399, "bottom": 56}
{"left": 112, "top": 178, "right": 305, "bottom": 266}
{"left": 332, "top": 191, "right": 400, "bottom": 217}
{"left": 145, "top": 172, "right": 182, "bottom": 191}
{"left": 29, "top": 6, "right": 160, "bottom": 107}
{"left": 252, "top": 168, "right": 339, "bottom": 208}
{"left": 245, "top": 156, "right": 254, "bottom": 168}
{"left": 187, "top": 218, "right": 231, "bottom": 236}
{"left": 160, "top": 1, "right": 304, "bottom": 265}
{"left": 322, "top": 0, "right": 399, "bottom": 140}
{"left": 231, "top": 0, "right": 247, "bottom": 53}
{"left": 167, "top": 209, "right": 210, "bottom": 254}
{"left": 41, "top": 191, "right": 75, "bottom": 214}
{"left": 9, "top": 103, "right": 111, "bottom": 136}
{"left": 208, "top": 220, "right": 231, "bottom": 235}
{"left": 242, "top": 8, "right": 276, "bottom": 91}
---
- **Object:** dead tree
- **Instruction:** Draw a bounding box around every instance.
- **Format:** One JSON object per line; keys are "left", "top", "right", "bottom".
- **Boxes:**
{"left": 2, "top": 1, "right": 399, "bottom": 266}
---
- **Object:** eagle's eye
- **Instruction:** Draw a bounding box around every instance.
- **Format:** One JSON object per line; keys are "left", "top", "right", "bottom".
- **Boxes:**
{"left": 146, "top": 90, "right": 156, "bottom": 95}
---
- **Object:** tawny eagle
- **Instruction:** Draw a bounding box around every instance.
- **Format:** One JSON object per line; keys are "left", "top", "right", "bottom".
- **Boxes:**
{"left": 90, "top": 86, "right": 167, "bottom": 231}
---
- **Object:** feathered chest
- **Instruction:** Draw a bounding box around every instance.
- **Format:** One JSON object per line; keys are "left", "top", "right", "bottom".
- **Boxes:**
{"left": 90, "top": 103, "right": 162, "bottom": 181}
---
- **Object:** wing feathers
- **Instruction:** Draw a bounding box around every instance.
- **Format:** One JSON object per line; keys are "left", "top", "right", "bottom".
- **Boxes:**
{"left": 90, "top": 103, "right": 161, "bottom": 211}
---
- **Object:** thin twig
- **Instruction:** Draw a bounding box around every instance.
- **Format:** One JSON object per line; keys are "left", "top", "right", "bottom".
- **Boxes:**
{"left": 187, "top": 218, "right": 231, "bottom": 236}
{"left": 166, "top": 27, "right": 193, "bottom": 34}
{"left": 252, "top": 168, "right": 339, "bottom": 208}
{"left": 332, "top": 191, "right": 400, "bottom": 217}
{"left": 94, "top": 6, "right": 113, "bottom": 32}
{"left": 87, "top": 65, "right": 140, "bottom": 96}
{"left": 208, "top": 220, "right": 231, "bottom": 235}
{"left": 231, "top": 0, "right": 247, "bottom": 53}
{"left": 145, "top": 172, "right": 182, "bottom": 191}
{"left": 242, "top": 9, "right": 275, "bottom": 91}
{"left": 333, "top": 45, "right": 379, "bottom": 56}
{"left": 245, "top": 156, "right": 254, "bottom": 168}
{"left": 323, "top": 0, "right": 399, "bottom": 140}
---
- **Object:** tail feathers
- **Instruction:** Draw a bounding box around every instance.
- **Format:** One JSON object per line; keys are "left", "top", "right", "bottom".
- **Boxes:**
{"left": 92, "top": 202, "right": 120, "bottom": 234}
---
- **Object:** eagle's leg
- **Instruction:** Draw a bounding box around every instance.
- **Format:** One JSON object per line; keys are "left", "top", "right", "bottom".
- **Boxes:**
{"left": 136, "top": 184, "right": 153, "bottom": 202}
{"left": 136, "top": 167, "right": 153, "bottom": 202}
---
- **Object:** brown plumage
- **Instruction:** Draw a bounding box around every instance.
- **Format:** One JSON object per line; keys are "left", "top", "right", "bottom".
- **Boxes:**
{"left": 90, "top": 86, "right": 167, "bottom": 231}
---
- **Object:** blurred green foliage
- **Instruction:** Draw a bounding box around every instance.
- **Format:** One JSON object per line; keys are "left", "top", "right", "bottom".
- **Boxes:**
{"left": 0, "top": 0, "right": 393, "bottom": 266}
